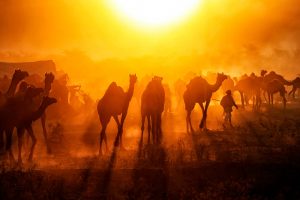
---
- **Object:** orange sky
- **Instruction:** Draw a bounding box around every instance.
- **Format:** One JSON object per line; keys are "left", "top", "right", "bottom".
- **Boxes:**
{"left": 1, "top": 0, "right": 300, "bottom": 90}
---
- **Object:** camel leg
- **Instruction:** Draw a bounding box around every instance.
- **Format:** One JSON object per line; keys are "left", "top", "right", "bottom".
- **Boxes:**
{"left": 119, "top": 111, "right": 129, "bottom": 149}
{"left": 282, "top": 95, "right": 287, "bottom": 109}
{"left": 113, "top": 115, "right": 122, "bottom": 147}
{"left": 186, "top": 110, "right": 194, "bottom": 133}
{"left": 271, "top": 94, "right": 274, "bottom": 106}
{"left": 5, "top": 129, "right": 15, "bottom": 163}
{"left": 99, "top": 123, "right": 108, "bottom": 156}
{"left": 17, "top": 127, "right": 25, "bottom": 165}
{"left": 141, "top": 114, "right": 145, "bottom": 146}
{"left": 239, "top": 91, "right": 245, "bottom": 108}
{"left": 289, "top": 86, "right": 296, "bottom": 99}
{"left": 147, "top": 115, "right": 151, "bottom": 144}
{"left": 41, "top": 113, "right": 51, "bottom": 154}
{"left": 26, "top": 125, "right": 36, "bottom": 162}
{"left": 151, "top": 114, "right": 156, "bottom": 144}
{"left": 185, "top": 112, "right": 189, "bottom": 133}
{"left": 0, "top": 129, "right": 4, "bottom": 152}
{"left": 200, "top": 100, "right": 211, "bottom": 129}
{"left": 157, "top": 114, "right": 163, "bottom": 144}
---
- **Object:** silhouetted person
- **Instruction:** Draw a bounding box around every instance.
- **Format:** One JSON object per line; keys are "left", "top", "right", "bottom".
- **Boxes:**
{"left": 220, "top": 90, "right": 238, "bottom": 128}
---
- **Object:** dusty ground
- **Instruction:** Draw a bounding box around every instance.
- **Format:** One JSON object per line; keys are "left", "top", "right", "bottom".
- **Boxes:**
{"left": 1, "top": 102, "right": 300, "bottom": 199}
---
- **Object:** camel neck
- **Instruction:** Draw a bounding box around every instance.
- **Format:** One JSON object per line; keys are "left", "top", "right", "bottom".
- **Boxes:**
{"left": 126, "top": 83, "right": 135, "bottom": 101}
{"left": 210, "top": 79, "right": 223, "bottom": 92}
{"left": 44, "top": 82, "right": 51, "bottom": 96}
{"left": 6, "top": 78, "right": 18, "bottom": 97}
{"left": 30, "top": 103, "right": 48, "bottom": 121}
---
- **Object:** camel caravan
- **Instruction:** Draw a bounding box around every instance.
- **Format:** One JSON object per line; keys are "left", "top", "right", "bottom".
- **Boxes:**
{"left": 0, "top": 62, "right": 300, "bottom": 164}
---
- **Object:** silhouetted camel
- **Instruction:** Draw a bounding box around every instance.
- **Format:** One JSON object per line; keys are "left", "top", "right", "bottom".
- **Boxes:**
{"left": 0, "top": 87, "right": 44, "bottom": 162}
{"left": 265, "top": 79, "right": 287, "bottom": 109}
{"left": 234, "top": 74, "right": 256, "bottom": 108}
{"left": 263, "top": 71, "right": 292, "bottom": 86}
{"left": 36, "top": 73, "right": 55, "bottom": 154}
{"left": 97, "top": 74, "right": 137, "bottom": 155}
{"left": 289, "top": 77, "right": 300, "bottom": 99}
{"left": 16, "top": 97, "right": 57, "bottom": 164}
{"left": 183, "top": 73, "right": 227, "bottom": 132}
{"left": 0, "top": 70, "right": 28, "bottom": 151}
{"left": 260, "top": 70, "right": 291, "bottom": 103}
{"left": 141, "top": 76, "right": 165, "bottom": 145}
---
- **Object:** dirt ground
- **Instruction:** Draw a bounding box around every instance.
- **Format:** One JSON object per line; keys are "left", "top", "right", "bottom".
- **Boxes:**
{"left": 1, "top": 102, "right": 300, "bottom": 199}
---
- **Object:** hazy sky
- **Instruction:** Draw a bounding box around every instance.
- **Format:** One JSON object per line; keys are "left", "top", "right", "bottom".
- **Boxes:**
{"left": 1, "top": 0, "right": 300, "bottom": 84}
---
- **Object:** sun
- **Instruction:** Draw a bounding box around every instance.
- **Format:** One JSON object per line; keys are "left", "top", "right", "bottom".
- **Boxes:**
{"left": 110, "top": 0, "right": 201, "bottom": 27}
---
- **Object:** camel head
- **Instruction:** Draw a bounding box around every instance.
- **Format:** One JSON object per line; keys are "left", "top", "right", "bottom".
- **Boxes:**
{"left": 250, "top": 72, "right": 257, "bottom": 78}
{"left": 41, "top": 96, "right": 57, "bottom": 107}
{"left": 152, "top": 76, "right": 163, "bottom": 83}
{"left": 217, "top": 73, "right": 227, "bottom": 83}
{"left": 261, "top": 70, "right": 267, "bottom": 77}
{"left": 12, "top": 69, "right": 29, "bottom": 83}
{"left": 129, "top": 74, "right": 137, "bottom": 84}
{"left": 45, "top": 72, "right": 55, "bottom": 85}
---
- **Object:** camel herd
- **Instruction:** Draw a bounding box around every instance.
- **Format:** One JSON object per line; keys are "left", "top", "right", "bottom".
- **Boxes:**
{"left": 0, "top": 69, "right": 300, "bottom": 163}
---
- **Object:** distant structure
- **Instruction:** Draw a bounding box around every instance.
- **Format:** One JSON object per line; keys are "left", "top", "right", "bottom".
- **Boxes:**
{"left": 0, "top": 60, "right": 56, "bottom": 76}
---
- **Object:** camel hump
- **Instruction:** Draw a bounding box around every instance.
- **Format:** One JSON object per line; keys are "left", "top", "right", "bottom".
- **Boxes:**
{"left": 104, "top": 82, "right": 125, "bottom": 99}
{"left": 186, "top": 76, "right": 207, "bottom": 89}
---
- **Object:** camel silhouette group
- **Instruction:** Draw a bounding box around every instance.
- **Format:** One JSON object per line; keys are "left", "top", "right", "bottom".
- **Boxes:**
{"left": 234, "top": 70, "right": 294, "bottom": 109}
{"left": 0, "top": 70, "right": 57, "bottom": 164}
{"left": 1, "top": 67, "right": 300, "bottom": 161}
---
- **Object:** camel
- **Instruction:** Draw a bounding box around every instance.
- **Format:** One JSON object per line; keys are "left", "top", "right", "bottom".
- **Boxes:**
{"left": 97, "top": 74, "right": 137, "bottom": 155}
{"left": 16, "top": 97, "right": 57, "bottom": 164}
{"left": 260, "top": 70, "right": 291, "bottom": 104}
{"left": 289, "top": 77, "right": 300, "bottom": 99}
{"left": 262, "top": 71, "right": 292, "bottom": 86}
{"left": 183, "top": 73, "right": 227, "bottom": 132}
{"left": 0, "top": 70, "right": 28, "bottom": 150}
{"left": 36, "top": 73, "right": 55, "bottom": 154}
{"left": 141, "top": 76, "right": 165, "bottom": 145}
{"left": 0, "top": 87, "right": 44, "bottom": 161}
{"left": 234, "top": 72, "right": 265, "bottom": 110}
{"left": 265, "top": 79, "right": 287, "bottom": 109}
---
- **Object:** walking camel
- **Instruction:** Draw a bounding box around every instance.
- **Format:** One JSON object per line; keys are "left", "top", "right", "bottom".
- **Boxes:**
{"left": 0, "top": 87, "right": 44, "bottom": 162}
{"left": 265, "top": 79, "right": 287, "bottom": 109}
{"left": 16, "top": 96, "right": 57, "bottom": 164}
{"left": 30, "top": 73, "right": 55, "bottom": 154}
{"left": 0, "top": 69, "right": 28, "bottom": 151}
{"left": 289, "top": 77, "right": 300, "bottom": 99}
{"left": 141, "top": 76, "right": 165, "bottom": 145}
{"left": 97, "top": 74, "right": 137, "bottom": 155}
{"left": 183, "top": 73, "right": 227, "bottom": 132}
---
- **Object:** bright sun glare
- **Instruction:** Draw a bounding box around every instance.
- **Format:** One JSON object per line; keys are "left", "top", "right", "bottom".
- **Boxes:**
{"left": 110, "top": 0, "right": 201, "bottom": 27}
